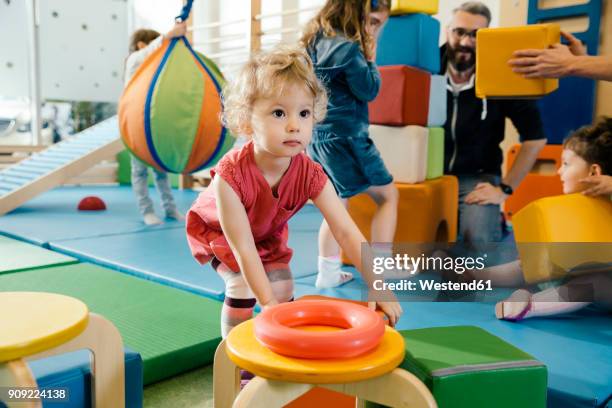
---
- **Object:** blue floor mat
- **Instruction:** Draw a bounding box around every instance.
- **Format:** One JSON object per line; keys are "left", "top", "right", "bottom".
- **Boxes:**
{"left": 0, "top": 186, "right": 196, "bottom": 246}
{"left": 49, "top": 225, "right": 319, "bottom": 300}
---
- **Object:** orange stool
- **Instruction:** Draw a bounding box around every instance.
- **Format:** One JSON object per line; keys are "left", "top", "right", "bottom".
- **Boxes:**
{"left": 504, "top": 144, "right": 563, "bottom": 220}
{"left": 344, "top": 176, "right": 458, "bottom": 264}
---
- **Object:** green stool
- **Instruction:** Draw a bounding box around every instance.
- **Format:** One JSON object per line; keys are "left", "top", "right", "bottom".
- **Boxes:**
{"left": 368, "top": 326, "right": 547, "bottom": 408}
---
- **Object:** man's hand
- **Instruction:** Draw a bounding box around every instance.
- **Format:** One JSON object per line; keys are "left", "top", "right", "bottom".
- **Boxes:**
{"left": 465, "top": 182, "right": 507, "bottom": 205}
{"left": 508, "top": 32, "right": 586, "bottom": 79}
{"left": 580, "top": 175, "right": 612, "bottom": 197}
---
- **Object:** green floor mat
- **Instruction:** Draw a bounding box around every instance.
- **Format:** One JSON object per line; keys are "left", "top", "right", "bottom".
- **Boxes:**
{"left": 0, "top": 263, "right": 222, "bottom": 384}
{"left": 0, "top": 235, "right": 77, "bottom": 274}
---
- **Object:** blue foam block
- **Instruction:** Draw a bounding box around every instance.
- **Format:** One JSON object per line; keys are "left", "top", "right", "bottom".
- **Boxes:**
{"left": 428, "top": 75, "right": 447, "bottom": 127}
{"left": 376, "top": 13, "right": 440, "bottom": 73}
{"left": 48, "top": 222, "right": 319, "bottom": 301}
{"left": 0, "top": 349, "right": 142, "bottom": 408}
{"left": 0, "top": 186, "right": 196, "bottom": 246}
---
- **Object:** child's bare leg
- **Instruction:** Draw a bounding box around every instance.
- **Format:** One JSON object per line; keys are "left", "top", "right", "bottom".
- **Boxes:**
{"left": 364, "top": 183, "right": 398, "bottom": 246}
{"left": 316, "top": 199, "right": 353, "bottom": 288}
{"left": 218, "top": 264, "right": 256, "bottom": 338}
{"left": 496, "top": 273, "right": 612, "bottom": 321}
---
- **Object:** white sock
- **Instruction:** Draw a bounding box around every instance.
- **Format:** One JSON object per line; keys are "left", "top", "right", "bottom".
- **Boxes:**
{"left": 316, "top": 255, "right": 353, "bottom": 288}
{"left": 143, "top": 212, "right": 163, "bottom": 225}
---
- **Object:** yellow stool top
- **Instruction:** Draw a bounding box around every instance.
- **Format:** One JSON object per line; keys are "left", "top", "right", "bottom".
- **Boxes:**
{"left": 226, "top": 320, "right": 405, "bottom": 384}
{"left": 0, "top": 292, "right": 89, "bottom": 362}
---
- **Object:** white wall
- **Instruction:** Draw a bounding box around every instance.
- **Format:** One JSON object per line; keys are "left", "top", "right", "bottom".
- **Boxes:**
{"left": 434, "top": 0, "right": 501, "bottom": 45}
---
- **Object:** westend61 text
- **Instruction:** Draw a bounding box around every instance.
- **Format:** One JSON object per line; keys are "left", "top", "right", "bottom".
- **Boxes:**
{"left": 373, "top": 279, "right": 493, "bottom": 291}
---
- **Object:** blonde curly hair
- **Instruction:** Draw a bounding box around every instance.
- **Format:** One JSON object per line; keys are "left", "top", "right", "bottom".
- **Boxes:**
{"left": 222, "top": 45, "right": 328, "bottom": 136}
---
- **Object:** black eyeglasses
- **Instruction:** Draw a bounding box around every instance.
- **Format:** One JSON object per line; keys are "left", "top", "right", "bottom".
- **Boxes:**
{"left": 451, "top": 27, "right": 479, "bottom": 40}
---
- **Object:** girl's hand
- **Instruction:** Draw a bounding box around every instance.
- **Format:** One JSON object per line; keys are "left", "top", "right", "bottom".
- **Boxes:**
{"left": 165, "top": 21, "right": 187, "bottom": 39}
{"left": 261, "top": 298, "right": 279, "bottom": 311}
{"left": 376, "top": 300, "right": 403, "bottom": 327}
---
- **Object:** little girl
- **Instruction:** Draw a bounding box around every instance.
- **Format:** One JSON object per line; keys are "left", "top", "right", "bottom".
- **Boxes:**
{"left": 124, "top": 23, "right": 186, "bottom": 225}
{"left": 496, "top": 117, "right": 612, "bottom": 321}
{"left": 300, "top": 0, "right": 399, "bottom": 288}
{"left": 185, "top": 46, "right": 402, "bottom": 337}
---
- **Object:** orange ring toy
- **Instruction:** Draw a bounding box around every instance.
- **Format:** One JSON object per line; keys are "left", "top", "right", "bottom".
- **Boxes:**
{"left": 254, "top": 299, "right": 385, "bottom": 359}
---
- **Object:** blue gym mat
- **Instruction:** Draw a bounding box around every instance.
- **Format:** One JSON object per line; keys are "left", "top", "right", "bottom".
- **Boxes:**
{"left": 0, "top": 186, "right": 196, "bottom": 246}
{"left": 48, "top": 223, "right": 319, "bottom": 300}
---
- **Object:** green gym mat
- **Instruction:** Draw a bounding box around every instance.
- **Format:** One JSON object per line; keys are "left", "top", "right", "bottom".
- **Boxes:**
{"left": 0, "top": 262, "right": 222, "bottom": 384}
{"left": 0, "top": 235, "right": 77, "bottom": 274}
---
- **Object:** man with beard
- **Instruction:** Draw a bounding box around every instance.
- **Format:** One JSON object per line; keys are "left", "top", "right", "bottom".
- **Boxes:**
{"left": 440, "top": 2, "right": 547, "bottom": 245}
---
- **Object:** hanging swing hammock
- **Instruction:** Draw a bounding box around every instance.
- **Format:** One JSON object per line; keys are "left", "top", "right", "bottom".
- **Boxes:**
{"left": 118, "top": 0, "right": 234, "bottom": 174}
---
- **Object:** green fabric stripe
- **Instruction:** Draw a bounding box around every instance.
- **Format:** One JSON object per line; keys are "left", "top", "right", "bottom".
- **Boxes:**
{"left": 431, "top": 360, "right": 545, "bottom": 377}
{"left": 150, "top": 42, "right": 204, "bottom": 173}
{"left": 427, "top": 127, "right": 444, "bottom": 179}
{"left": 193, "top": 50, "right": 236, "bottom": 167}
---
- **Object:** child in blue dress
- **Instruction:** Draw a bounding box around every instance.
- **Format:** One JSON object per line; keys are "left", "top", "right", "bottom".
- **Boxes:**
{"left": 301, "top": 0, "right": 398, "bottom": 288}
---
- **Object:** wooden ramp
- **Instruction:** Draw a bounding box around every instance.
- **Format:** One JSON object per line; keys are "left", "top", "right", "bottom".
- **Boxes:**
{"left": 0, "top": 116, "right": 123, "bottom": 215}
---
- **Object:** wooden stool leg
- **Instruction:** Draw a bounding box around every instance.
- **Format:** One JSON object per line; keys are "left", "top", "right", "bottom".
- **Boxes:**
{"left": 0, "top": 360, "right": 41, "bottom": 408}
{"left": 324, "top": 368, "right": 437, "bottom": 408}
{"left": 213, "top": 339, "right": 240, "bottom": 408}
{"left": 233, "top": 377, "right": 314, "bottom": 408}
{"left": 28, "top": 313, "right": 125, "bottom": 408}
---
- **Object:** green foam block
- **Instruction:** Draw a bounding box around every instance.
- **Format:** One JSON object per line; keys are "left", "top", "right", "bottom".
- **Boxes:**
{"left": 0, "top": 263, "right": 222, "bottom": 384}
{"left": 400, "top": 326, "right": 547, "bottom": 408}
{"left": 0, "top": 236, "right": 77, "bottom": 274}
{"left": 427, "top": 127, "right": 444, "bottom": 180}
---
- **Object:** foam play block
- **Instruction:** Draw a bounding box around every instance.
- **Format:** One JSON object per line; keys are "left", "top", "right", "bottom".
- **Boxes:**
{"left": 476, "top": 24, "right": 560, "bottom": 98}
{"left": 28, "top": 348, "right": 143, "bottom": 408}
{"left": 427, "top": 128, "right": 444, "bottom": 180}
{"left": 376, "top": 14, "right": 440, "bottom": 73}
{"left": 398, "top": 326, "right": 547, "bottom": 408}
{"left": 369, "top": 125, "right": 428, "bottom": 184}
{"left": 513, "top": 194, "right": 612, "bottom": 283}
{"left": 369, "top": 66, "right": 430, "bottom": 126}
{"left": 390, "top": 0, "right": 438, "bottom": 15}
{"left": 347, "top": 175, "right": 458, "bottom": 252}
{"left": 504, "top": 144, "right": 563, "bottom": 220}
{"left": 427, "top": 75, "right": 447, "bottom": 127}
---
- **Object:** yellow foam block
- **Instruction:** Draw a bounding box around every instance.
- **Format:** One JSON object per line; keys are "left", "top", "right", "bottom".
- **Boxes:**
{"left": 476, "top": 24, "right": 560, "bottom": 99}
{"left": 513, "top": 194, "right": 612, "bottom": 283}
{"left": 390, "top": 0, "right": 438, "bottom": 15}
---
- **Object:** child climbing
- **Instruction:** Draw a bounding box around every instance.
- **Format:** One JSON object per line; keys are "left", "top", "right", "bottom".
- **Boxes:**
{"left": 300, "top": 0, "right": 399, "bottom": 288}
{"left": 186, "top": 45, "right": 402, "bottom": 337}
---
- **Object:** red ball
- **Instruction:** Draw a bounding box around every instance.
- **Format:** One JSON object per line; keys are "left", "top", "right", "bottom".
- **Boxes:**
{"left": 77, "top": 196, "right": 106, "bottom": 211}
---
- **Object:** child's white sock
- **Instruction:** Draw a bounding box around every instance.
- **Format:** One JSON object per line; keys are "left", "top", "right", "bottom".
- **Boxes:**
{"left": 316, "top": 255, "right": 353, "bottom": 288}
{"left": 143, "top": 212, "right": 163, "bottom": 225}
